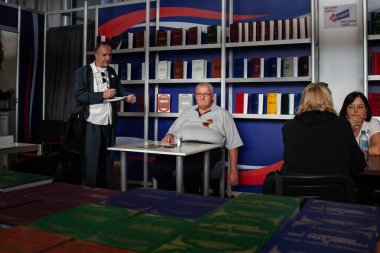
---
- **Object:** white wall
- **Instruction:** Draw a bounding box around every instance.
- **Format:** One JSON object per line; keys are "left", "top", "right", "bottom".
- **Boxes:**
{"left": 318, "top": 0, "right": 363, "bottom": 112}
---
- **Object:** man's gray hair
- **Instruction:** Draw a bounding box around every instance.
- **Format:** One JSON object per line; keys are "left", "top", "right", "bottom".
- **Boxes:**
{"left": 195, "top": 82, "right": 214, "bottom": 93}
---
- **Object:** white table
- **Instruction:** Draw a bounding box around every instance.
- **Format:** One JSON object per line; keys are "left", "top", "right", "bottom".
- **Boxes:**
{"left": 0, "top": 143, "right": 42, "bottom": 155}
{"left": 108, "top": 140, "right": 221, "bottom": 195}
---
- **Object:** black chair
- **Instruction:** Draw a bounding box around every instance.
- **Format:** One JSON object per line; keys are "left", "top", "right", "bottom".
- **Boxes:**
{"left": 12, "top": 152, "right": 62, "bottom": 178}
{"left": 263, "top": 170, "right": 356, "bottom": 203}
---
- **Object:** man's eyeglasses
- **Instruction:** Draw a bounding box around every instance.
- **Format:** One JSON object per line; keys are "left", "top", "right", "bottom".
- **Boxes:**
{"left": 100, "top": 72, "right": 107, "bottom": 83}
{"left": 195, "top": 93, "right": 213, "bottom": 98}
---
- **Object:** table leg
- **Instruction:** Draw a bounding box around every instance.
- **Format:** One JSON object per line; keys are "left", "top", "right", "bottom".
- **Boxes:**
{"left": 176, "top": 156, "right": 184, "bottom": 193}
{"left": 203, "top": 150, "right": 210, "bottom": 196}
{"left": 120, "top": 152, "right": 127, "bottom": 191}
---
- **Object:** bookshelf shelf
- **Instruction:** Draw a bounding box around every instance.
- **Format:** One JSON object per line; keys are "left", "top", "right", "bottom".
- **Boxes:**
{"left": 225, "top": 38, "right": 311, "bottom": 48}
{"left": 226, "top": 77, "right": 311, "bottom": 83}
{"left": 149, "top": 78, "right": 222, "bottom": 84}
{"left": 118, "top": 112, "right": 144, "bottom": 117}
{"left": 150, "top": 44, "right": 221, "bottom": 52}
{"left": 232, "top": 114, "right": 294, "bottom": 120}
{"left": 121, "top": 80, "right": 145, "bottom": 85}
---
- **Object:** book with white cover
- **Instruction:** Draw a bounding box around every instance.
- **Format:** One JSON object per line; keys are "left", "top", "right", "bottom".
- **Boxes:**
{"left": 128, "top": 32, "right": 133, "bottom": 49}
{"left": 178, "top": 94, "right": 194, "bottom": 113}
{"left": 289, "top": 93, "right": 295, "bottom": 115}
{"left": 283, "top": 56, "right": 298, "bottom": 77}
{"left": 269, "top": 20, "right": 275, "bottom": 40}
{"left": 192, "top": 59, "right": 207, "bottom": 79}
{"left": 276, "top": 93, "right": 282, "bottom": 115}
{"left": 252, "top": 22, "right": 257, "bottom": 41}
{"left": 277, "top": 19, "right": 283, "bottom": 40}
{"left": 292, "top": 18, "right": 298, "bottom": 39}
{"left": 284, "top": 19, "right": 290, "bottom": 40}
{"left": 299, "top": 17, "right": 306, "bottom": 39}
{"left": 156, "top": 61, "right": 171, "bottom": 79}
{"left": 127, "top": 63, "right": 132, "bottom": 80}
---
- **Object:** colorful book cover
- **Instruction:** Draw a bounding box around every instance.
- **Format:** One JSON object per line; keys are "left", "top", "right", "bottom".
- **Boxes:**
{"left": 0, "top": 170, "right": 52, "bottom": 193}
{"left": 171, "top": 28, "right": 185, "bottom": 46}
{"left": 157, "top": 94, "right": 171, "bottom": 113}
{"left": 0, "top": 226, "right": 72, "bottom": 253}
{"left": 26, "top": 204, "right": 139, "bottom": 240}
{"left": 234, "top": 58, "right": 247, "bottom": 78}
{"left": 267, "top": 93, "right": 277, "bottom": 114}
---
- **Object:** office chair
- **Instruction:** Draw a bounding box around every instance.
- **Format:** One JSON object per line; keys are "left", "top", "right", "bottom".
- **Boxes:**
{"left": 12, "top": 152, "right": 61, "bottom": 178}
{"left": 263, "top": 170, "right": 356, "bottom": 203}
{"left": 20, "top": 120, "right": 66, "bottom": 156}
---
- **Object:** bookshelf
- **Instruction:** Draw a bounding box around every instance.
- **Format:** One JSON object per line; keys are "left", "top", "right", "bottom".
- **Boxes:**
{"left": 93, "top": 0, "right": 317, "bottom": 173}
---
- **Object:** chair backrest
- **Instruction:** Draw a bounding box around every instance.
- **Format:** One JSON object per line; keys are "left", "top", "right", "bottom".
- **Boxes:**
{"left": 263, "top": 171, "right": 356, "bottom": 203}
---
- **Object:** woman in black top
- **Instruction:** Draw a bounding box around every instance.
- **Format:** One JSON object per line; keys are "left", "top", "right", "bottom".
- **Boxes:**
{"left": 281, "top": 83, "right": 366, "bottom": 176}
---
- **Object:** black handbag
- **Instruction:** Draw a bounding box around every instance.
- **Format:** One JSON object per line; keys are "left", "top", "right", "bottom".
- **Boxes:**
{"left": 65, "top": 109, "right": 86, "bottom": 154}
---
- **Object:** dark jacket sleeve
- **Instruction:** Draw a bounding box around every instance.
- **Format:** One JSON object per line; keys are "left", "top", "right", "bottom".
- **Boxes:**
{"left": 346, "top": 121, "right": 367, "bottom": 174}
{"left": 73, "top": 66, "right": 103, "bottom": 106}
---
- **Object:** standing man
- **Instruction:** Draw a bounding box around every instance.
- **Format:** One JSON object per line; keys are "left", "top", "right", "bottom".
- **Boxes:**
{"left": 152, "top": 82, "right": 243, "bottom": 194}
{"left": 73, "top": 42, "right": 136, "bottom": 188}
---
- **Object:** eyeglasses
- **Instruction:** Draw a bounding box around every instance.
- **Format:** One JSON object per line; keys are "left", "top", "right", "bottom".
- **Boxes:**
{"left": 195, "top": 93, "right": 213, "bottom": 98}
{"left": 100, "top": 72, "right": 107, "bottom": 83}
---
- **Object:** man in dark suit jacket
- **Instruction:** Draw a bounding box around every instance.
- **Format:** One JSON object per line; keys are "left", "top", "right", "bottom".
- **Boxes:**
{"left": 73, "top": 42, "right": 136, "bottom": 188}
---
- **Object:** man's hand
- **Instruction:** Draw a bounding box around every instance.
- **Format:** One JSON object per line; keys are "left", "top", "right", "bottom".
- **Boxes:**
{"left": 103, "top": 88, "right": 116, "bottom": 99}
{"left": 126, "top": 94, "right": 136, "bottom": 104}
{"left": 161, "top": 134, "right": 174, "bottom": 144}
{"left": 227, "top": 169, "right": 239, "bottom": 186}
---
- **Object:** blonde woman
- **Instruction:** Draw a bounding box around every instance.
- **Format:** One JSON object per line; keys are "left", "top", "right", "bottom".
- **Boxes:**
{"left": 281, "top": 83, "right": 366, "bottom": 176}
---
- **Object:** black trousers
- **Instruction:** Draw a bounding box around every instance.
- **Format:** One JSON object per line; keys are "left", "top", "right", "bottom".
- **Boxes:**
{"left": 152, "top": 148, "right": 222, "bottom": 194}
{"left": 84, "top": 122, "right": 115, "bottom": 188}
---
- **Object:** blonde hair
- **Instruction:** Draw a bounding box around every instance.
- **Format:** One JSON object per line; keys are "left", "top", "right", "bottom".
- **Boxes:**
{"left": 297, "top": 82, "right": 336, "bottom": 114}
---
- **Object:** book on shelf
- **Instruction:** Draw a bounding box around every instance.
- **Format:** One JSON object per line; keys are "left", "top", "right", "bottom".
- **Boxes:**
{"left": 263, "top": 20, "right": 270, "bottom": 41}
{"left": 126, "top": 63, "right": 132, "bottom": 80}
{"left": 298, "top": 55, "right": 310, "bottom": 77}
{"left": 305, "top": 16, "right": 311, "bottom": 38}
{"left": 299, "top": 17, "right": 306, "bottom": 39}
{"left": 251, "top": 57, "right": 265, "bottom": 78}
{"left": 276, "top": 93, "right": 282, "bottom": 115}
{"left": 0, "top": 170, "right": 53, "bottom": 193}
{"left": 288, "top": 18, "right": 294, "bottom": 40}
{"left": 128, "top": 32, "right": 134, "bottom": 49}
{"left": 211, "top": 58, "right": 221, "bottom": 78}
{"left": 277, "top": 19, "right": 283, "bottom": 40}
{"left": 207, "top": 25, "right": 221, "bottom": 44}
{"left": 0, "top": 135, "right": 14, "bottom": 149}
{"left": 178, "top": 94, "right": 194, "bottom": 113}
{"left": 372, "top": 51, "right": 380, "bottom": 75}
{"left": 282, "top": 56, "right": 298, "bottom": 77}
{"left": 283, "top": 19, "right": 290, "bottom": 40}
{"left": 371, "top": 12, "right": 380, "bottom": 35}
{"left": 292, "top": 17, "right": 299, "bottom": 39}
{"left": 171, "top": 27, "right": 186, "bottom": 46}
{"left": 191, "top": 59, "right": 207, "bottom": 79}
{"left": 234, "top": 58, "right": 248, "bottom": 78}
{"left": 267, "top": 93, "right": 278, "bottom": 115}
{"left": 119, "top": 63, "right": 128, "bottom": 81}
{"left": 267, "top": 57, "right": 281, "bottom": 77}
{"left": 173, "top": 60, "right": 187, "bottom": 79}
{"left": 229, "top": 22, "right": 243, "bottom": 43}
{"left": 271, "top": 20, "right": 278, "bottom": 40}
{"left": 157, "top": 94, "right": 171, "bottom": 113}
{"left": 156, "top": 29, "right": 171, "bottom": 47}
{"left": 253, "top": 21, "right": 262, "bottom": 42}
{"left": 250, "top": 93, "right": 265, "bottom": 114}
{"left": 187, "top": 26, "right": 202, "bottom": 45}
{"left": 156, "top": 60, "right": 171, "bottom": 80}
{"left": 368, "top": 93, "right": 380, "bottom": 116}
{"left": 281, "top": 93, "right": 295, "bottom": 115}
{"left": 135, "top": 30, "right": 145, "bottom": 48}
{"left": 243, "top": 22, "right": 253, "bottom": 42}
{"left": 137, "top": 94, "right": 145, "bottom": 112}
{"left": 235, "top": 93, "right": 248, "bottom": 114}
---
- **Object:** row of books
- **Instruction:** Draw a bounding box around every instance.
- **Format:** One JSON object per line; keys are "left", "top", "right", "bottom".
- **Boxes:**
{"left": 262, "top": 199, "right": 380, "bottom": 252}
{"left": 112, "top": 55, "right": 309, "bottom": 81}
{"left": 99, "top": 15, "right": 311, "bottom": 50}
{"left": 235, "top": 55, "right": 310, "bottom": 78}
{"left": 157, "top": 93, "right": 194, "bottom": 113}
{"left": 235, "top": 92, "right": 300, "bottom": 115}
{"left": 229, "top": 16, "right": 311, "bottom": 43}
